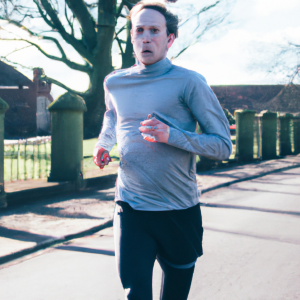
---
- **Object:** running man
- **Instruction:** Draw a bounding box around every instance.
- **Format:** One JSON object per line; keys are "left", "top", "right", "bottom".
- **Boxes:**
{"left": 93, "top": 2, "right": 232, "bottom": 299}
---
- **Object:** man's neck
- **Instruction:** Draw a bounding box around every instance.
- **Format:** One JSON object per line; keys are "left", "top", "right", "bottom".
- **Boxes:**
{"left": 136, "top": 55, "right": 168, "bottom": 67}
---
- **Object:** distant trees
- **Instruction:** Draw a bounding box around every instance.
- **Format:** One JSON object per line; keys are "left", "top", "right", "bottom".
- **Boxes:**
{"left": 270, "top": 42, "right": 300, "bottom": 84}
{"left": 0, "top": 0, "right": 235, "bottom": 137}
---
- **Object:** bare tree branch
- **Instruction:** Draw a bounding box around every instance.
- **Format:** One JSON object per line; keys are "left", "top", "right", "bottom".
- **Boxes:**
{"left": 180, "top": 0, "right": 222, "bottom": 28}
{"left": 40, "top": 75, "right": 87, "bottom": 96}
{"left": 172, "top": 14, "right": 227, "bottom": 59}
{"left": 64, "top": 1, "right": 74, "bottom": 36}
{"left": 3, "top": 44, "right": 33, "bottom": 57}
{"left": 65, "top": 0, "right": 97, "bottom": 51}
{"left": 0, "top": 18, "right": 79, "bottom": 68}
{"left": 36, "top": 0, "right": 94, "bottom": 64}
{"left": 288, "top": 65, "right": 300, "bottom": 84}
{"left": 32, "top": 0, "right": 56, "bottom": 29}
{"left": 0, "top": 55, "right": 33, "bottom": 70}
{"left": 266, "top": 42, "right": 300, "bottom": 84}
{"left": 1, "top": 37, "right": 90, "bottom": 73}
{"left": 115, "top": 24, "right": 126, "bottom": 36}
{"left": 115, "top": 33, "right": 124, "bottom": 55}
{"left": 0, "top": 17, "right": 64, "bottom": 55}
{"left": 288, "top": 42, "right": 300, "bottom": 48}
{"left": 172, "top": 25, "right": 209, "bottom": 59}
{"left": 116, "top": 0, "right": 125, "bottom": 20}
{"left": 172, "top": 0, "right": 231, "bottom": 59}
{"left": 85, "top": 2, "right": 98, "bottom": 9}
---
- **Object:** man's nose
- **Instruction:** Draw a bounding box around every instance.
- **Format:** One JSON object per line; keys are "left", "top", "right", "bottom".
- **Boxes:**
{"left": 142, "top": 31, "right": 151, "bottom": 43}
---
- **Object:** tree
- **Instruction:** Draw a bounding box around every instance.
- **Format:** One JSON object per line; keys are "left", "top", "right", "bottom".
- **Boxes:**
{"left": 251, "top": 38, "right": 300, "bottom": 86}
{"left": 0, "top": 0, "right": 235, "bottom": 138}
{"left": 270, "top": 42, "right": 300, "bottom": 84}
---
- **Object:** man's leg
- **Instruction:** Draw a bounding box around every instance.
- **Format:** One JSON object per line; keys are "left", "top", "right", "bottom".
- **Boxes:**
{"left": 157, "top": 256, "right": 195, "bottom": 300}
{"left": 114, "top": 201, "right": 157, "bottom": 300}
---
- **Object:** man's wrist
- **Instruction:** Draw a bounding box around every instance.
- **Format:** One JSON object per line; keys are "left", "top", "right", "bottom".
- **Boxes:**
{"left": 93, "top": 146, "right": 106, "bottom": 157}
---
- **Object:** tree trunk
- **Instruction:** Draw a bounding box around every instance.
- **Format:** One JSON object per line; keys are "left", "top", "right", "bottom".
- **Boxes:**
{"left": 83, "top": 0, "right": 116, "bottom": 139}
{"left": 122, "top": 19, "right": 136, "bottom": 69}
{"left": 83, "top": 33, "right": 114, "bottom": 138}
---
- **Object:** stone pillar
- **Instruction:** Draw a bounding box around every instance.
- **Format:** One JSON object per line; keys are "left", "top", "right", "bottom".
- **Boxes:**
{"left": 0, "top": 98, "right": 9, "bottom": 208}
{"left": 258, "top": 110, "right": 277, "bottom": 160}
{"left": 293, "top": 112, "right": 300, "bottom": 155}
{"left": 48, "top": 92, "right": 87, "bottom": 182}
{"left": 277, "top": 113, "right": 293, "bottom": 156}
{"left": 235, "top": 109, "right": 256, "bottom": 162}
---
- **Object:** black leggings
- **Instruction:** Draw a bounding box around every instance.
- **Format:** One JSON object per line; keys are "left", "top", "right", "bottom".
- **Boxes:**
{"left": 113, "top": 201, "right": 203, "bottom": 300}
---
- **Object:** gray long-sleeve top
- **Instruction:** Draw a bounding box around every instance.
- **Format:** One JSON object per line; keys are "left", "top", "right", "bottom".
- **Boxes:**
{"left": 95, "top": 58, "right": 232, "bottom": 211}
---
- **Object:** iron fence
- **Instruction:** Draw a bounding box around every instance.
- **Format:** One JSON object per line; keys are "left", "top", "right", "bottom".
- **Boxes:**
{"left": 4, "top": 136, "right": 51, "bottom": 181}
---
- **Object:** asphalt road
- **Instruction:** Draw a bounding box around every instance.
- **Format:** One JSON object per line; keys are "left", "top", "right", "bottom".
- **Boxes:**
{"left": 0, "top": 168, "right": 300, "bottom": 300}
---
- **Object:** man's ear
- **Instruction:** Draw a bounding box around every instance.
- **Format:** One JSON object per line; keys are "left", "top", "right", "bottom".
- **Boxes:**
{"left": 167, "top": 33, "right": 175, "bottom": 49}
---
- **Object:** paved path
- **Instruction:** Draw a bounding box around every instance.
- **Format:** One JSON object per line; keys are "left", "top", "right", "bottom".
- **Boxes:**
{"left": 0, "top": 168, "right": 299, "bottom": 299}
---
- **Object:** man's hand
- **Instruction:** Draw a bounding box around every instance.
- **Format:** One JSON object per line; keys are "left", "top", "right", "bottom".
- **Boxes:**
{"left": 139, "top": 114, "right": 170, "bottom": 143}
{"left": 93, "top": 146, "right": 112, "bottom": 169}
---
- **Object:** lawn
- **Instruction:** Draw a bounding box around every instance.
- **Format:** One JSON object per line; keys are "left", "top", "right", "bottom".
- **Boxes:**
{"left": 4, "top": 135, "right": 238, "bottom": 182}
{"left": 4, "top": 138, "right": 120, "bottom": 182}
{"left": 4, "top": 142, "right": 51, "bottom": 181}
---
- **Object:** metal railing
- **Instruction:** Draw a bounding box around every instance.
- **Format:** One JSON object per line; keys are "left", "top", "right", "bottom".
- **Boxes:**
{"left": 4, "top": 136, "right": 51, "bottom": 181}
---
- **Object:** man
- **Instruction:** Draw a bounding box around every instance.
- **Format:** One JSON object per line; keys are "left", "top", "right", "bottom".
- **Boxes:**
{"left": 93, "top": 2, "right": 232, "bottom": 299}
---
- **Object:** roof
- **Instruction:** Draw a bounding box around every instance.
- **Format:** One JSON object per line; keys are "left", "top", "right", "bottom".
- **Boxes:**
{"left": 211, "top": 84, "right": 300, "bottom": 114}
{"left": 0, "top": 61, "right": 33, "bottom": 87}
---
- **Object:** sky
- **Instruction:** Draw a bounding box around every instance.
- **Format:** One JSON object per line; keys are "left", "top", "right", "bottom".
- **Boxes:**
{"left": 170, "top": 0, "right": 300, "bottom": 86}
{"left": 0, "top": 0, "right": 300, "bottom": 99}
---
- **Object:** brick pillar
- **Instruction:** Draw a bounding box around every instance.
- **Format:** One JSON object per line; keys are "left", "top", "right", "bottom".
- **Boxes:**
{"left": 293, "top": 112, "right": 300, "bottom": 155}
{"left": 48, "top": 92, "right": 87, "bottom": 182}
{"left": 0, "top": 97, "right": 9, "bottom": 208}
{"left": 277, "top": 113, "right": 293, "bottom": 156}
{"left": 235, "top": 109, "right": 256, "bottom": 162}
{"left": 258, "top": 110, "right": 277, "bottom": 160}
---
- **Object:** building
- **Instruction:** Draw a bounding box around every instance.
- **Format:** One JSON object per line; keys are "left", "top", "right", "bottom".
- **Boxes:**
{"left": 211, "top": 84, "right": 300, "bottom": 114}
{"left": 0, "top": 61, "right": 53, "bottom": 138}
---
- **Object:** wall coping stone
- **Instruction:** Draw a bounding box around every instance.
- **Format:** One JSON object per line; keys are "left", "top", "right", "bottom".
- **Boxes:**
{"left": 277, "top": 112, "right": 293, "bottom": 119}
{"left": 48, "top": 92, "right": 87, "bottom": 112}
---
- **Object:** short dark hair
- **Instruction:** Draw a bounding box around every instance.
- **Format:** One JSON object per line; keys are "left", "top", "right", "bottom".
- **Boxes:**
{"left": 129, "top": 2, "right": 179, "bottom": 38}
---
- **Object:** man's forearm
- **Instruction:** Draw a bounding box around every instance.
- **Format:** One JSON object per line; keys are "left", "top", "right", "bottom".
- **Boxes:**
{"left": 167, "top": 127, "right": 232, "bottom": 160}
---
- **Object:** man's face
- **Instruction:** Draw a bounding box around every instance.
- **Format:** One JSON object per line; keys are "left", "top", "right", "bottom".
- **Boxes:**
{"left": 131, "top": 8, "right": 175, "bottom": 65}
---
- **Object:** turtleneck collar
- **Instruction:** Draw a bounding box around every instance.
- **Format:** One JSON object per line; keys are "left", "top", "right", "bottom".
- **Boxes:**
{"left": 132, "top": 57, "right": 173, "bottom": 77}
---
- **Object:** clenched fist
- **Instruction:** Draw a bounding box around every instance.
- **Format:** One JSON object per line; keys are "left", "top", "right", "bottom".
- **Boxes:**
{"left": 93, "top": 146, "right": 112, "bottom": 169}
{"left": 139, "top": 114, "right": 170, "bottom": 143}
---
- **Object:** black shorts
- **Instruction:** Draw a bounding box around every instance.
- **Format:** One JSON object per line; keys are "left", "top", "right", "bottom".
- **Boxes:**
{"left": 114, "top": 201, "right": 203, "bottom": 265}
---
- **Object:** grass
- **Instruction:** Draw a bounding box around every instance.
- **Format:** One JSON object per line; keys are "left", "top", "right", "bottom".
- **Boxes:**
{"left": 83, "top": 138, "right": 120, "bottom": 174}
{"left": 4, "top": 143, "right": 51, "bottom": 181}
{"left": 3, "top": 138, "right": 120, "bottom": 182}
{"left": 83, "top": 138, "right": 120, "bottom": 160}
{"left": 3, "top": 134, "right": 261, "bottom": 182}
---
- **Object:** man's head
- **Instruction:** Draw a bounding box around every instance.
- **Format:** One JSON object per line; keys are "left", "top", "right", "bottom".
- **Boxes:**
{"left": 129, "top": 2, "right": 179, "bottom": 65}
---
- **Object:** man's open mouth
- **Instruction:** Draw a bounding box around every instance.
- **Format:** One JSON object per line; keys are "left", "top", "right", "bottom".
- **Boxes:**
{"left": 142, "top": 50, "right": 152, "bottom": 53}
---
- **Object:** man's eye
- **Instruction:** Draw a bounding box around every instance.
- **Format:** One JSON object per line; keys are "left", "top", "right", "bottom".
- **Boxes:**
{"left": 137, "top": 28, "right": 143, "bottom": 33}
{"left": 151, "top": 29, "right": 159, "bottom": 33}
